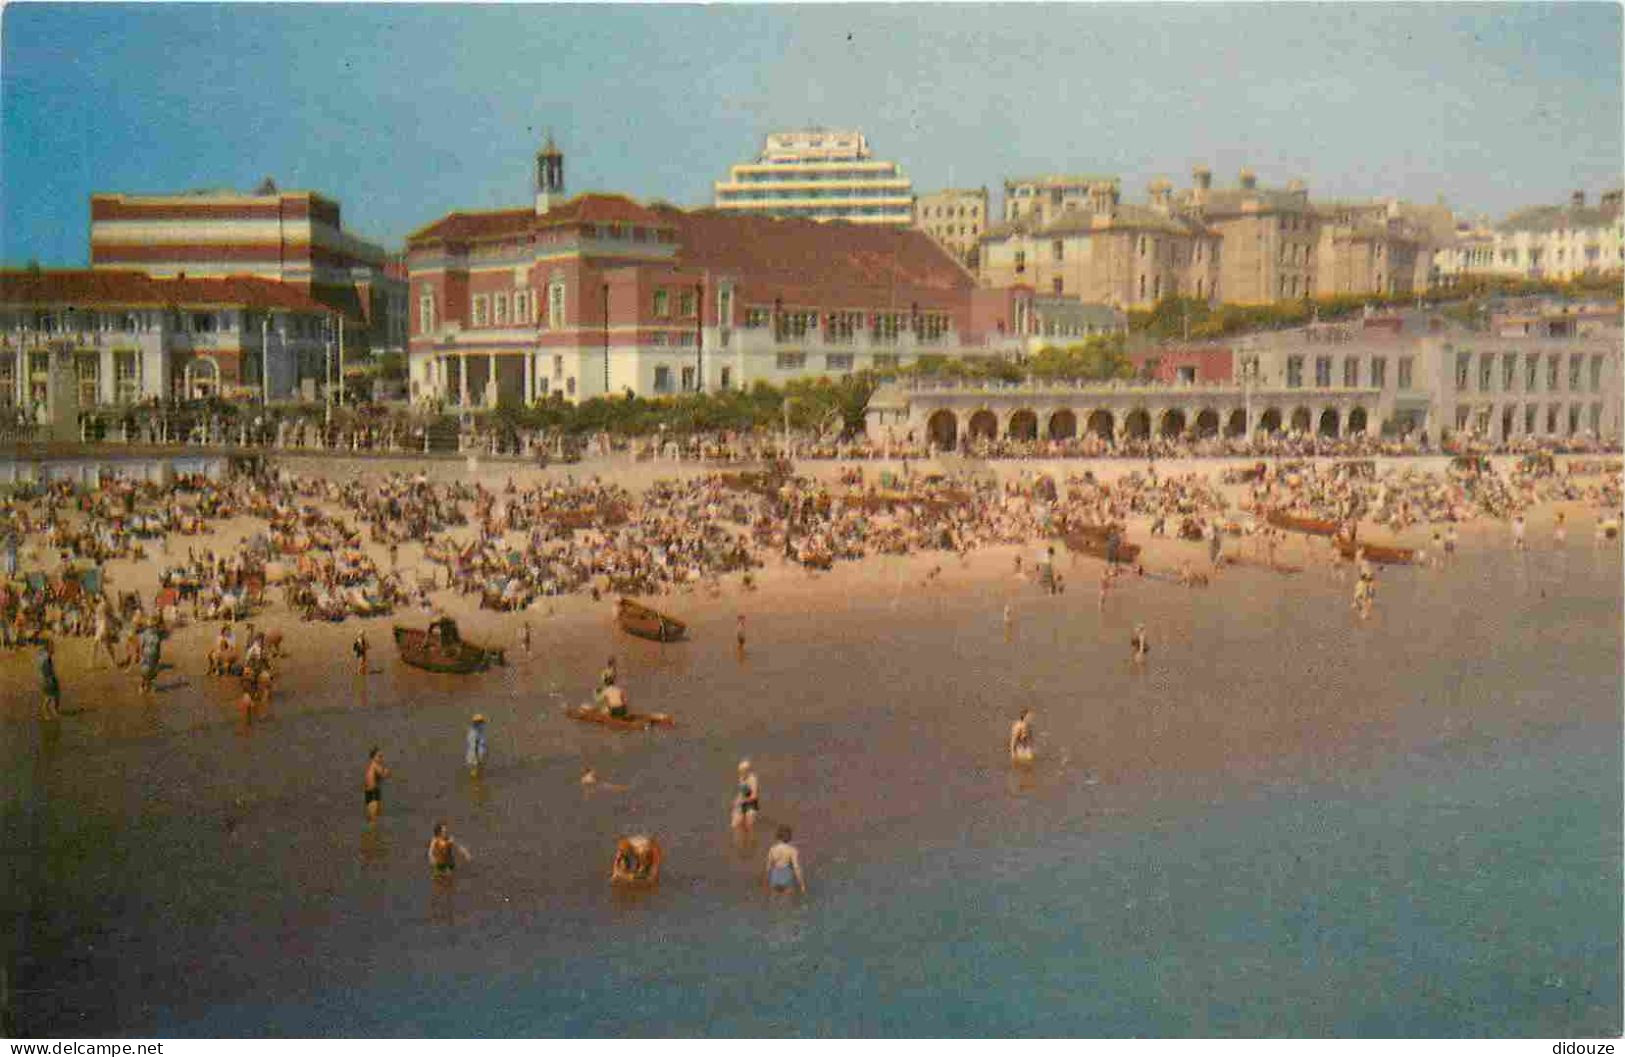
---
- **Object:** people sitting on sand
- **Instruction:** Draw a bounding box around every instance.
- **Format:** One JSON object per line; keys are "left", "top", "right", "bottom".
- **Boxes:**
{"left": 610, "top": 834, "right": 662, "bottom": 885}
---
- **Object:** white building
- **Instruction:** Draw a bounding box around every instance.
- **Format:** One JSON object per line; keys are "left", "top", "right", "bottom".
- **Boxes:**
{"left": 712, "top": 129, "right": 914, "bottom": 226}
{"left": 1433, "top": 190, "right": 1624, "bottom": 285}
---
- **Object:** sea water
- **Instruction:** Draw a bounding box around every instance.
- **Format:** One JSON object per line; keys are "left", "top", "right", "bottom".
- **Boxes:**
{"left": 5, "top": 541, "right": 1620, "bottom": 1037}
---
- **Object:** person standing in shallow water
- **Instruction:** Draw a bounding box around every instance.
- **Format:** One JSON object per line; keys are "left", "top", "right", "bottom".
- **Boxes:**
{"left": 353, "top": 630, "right": 369, "bottom": 675}
{"left": 1009, "top": 709, "right": 1035, "bottom": 763}
{"left": 428, "top": 821, "right": 471, "bottom": 876}
{"left": 764, "top": 826, "right": 806, "bottom": 895}
{"left": 364, "top": 747, "right": 390, "bottom": 823}
{"left": 732, "top": 760, "right": 761, "bottom": 830}
{"left": 465, "top": 714, "right": 488, "bottom": 775}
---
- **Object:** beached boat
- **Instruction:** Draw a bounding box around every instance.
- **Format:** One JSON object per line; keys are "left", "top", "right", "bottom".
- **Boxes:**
{"left": 392, "top": 617, "right": 505, "bottom": 674}
{"left": 1265, "top": 510, "right": 1342, "bottom": 537}
{"left": 1061, "top": 528, "right": 1141, "bottom": 564}
{"left": 1335, "top": 540, "right": 1415, "bottom": 566}
{"left": 566, "top": 703, "right": 676, "bottom": 731}
{"left": 616, "top": 598, "right": 687, "bottom": 642}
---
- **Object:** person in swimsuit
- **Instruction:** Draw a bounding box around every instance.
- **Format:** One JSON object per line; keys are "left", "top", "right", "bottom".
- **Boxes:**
{"left": 1131, "top": 624, "right": 1150, "bottom": 663}
{"left": 736, "top": 614, "right": 747, "bottom": 654}
{"left": 519, "top": 621, "right": 532, "bottom": 655}
{"left": 353, "top": 631, "right": 369, "bottom": 675}
{"left": 732, "top": 759, "right": 760, "bottom": 829}
{"left": 1009, "top": 709, "right": 1035, "bottom": 763}
{"left": 610, "top": 835, "right": 662, "bottom": 885}
{"left": 764, "top": 826, "right": 805, "bottom": 895}
{"left": 364, "top": 747, "right": 390, "bottom": 823}
{"left": 598, "top": 677, "right": 629, "bottom": 719}
{"left": 428, "top": 821, "right": 471, "bottom": 876}
{"left": 1554, "top": 511, "right": 1567, "bottom": 546}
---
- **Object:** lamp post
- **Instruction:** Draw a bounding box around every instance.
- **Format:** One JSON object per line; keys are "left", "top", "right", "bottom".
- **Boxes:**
{"left": 602, "top": 283, "right": 611, "bottom": 396}
{"left": 324, "top": 315, "right": 334, "bottom": 429}
{"left": 260, "top": 314, "right": 271, "bottom": 406}
{"left": 694, "top": 279, "right": 704, "bottom": 393}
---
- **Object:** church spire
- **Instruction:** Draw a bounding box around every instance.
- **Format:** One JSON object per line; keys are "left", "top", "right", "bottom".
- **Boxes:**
{"left": 535, "top": 133, "right": 565, "bottom": 215}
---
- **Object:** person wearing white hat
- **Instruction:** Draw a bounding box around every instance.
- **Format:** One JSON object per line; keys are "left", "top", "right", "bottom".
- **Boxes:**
{"left": 731, "top": 759, "right": 760, "bottom": 830}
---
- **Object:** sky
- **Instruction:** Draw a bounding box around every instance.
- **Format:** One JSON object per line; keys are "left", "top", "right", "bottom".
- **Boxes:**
{"left": 2, "top": 2, "right": 1621, "bottom": 266}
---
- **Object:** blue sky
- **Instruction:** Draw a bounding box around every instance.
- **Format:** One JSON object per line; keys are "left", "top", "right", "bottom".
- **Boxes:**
{"left": 2, "top": 2, "right": 1620, "bottom": 266}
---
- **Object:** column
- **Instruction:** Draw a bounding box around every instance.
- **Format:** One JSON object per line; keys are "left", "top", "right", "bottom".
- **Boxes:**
{"left": 523, "top": 351, "right": 535, "bottom": 406}
{"left": 100, "top": 347, "right": 115, "bottom": 407}
{"left": 458, "top": 354, "right": 469, "bottom": 409}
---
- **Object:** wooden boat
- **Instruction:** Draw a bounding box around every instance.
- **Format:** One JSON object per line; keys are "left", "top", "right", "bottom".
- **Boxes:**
{"left": 1265, "top": 510, "right": 1342, "bottom": 537}
{"left": 616, "top": 598, "right": 687, "bottom": 642}
{"left": 392, "top": 617, "right": 505, "bottom": 674}
{"left": 1335, "top": 540, "right": 1415, "bottom": 566}
{"left": 566, "top": 703, "right": 676, "bottom": 731}
{"left": 1061, "top": 530, "right": 1141, "bottom": 564}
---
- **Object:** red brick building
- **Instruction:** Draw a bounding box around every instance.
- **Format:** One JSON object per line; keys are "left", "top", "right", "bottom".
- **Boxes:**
{"left": 407, "top": 141, "right": 992, "bottom": 406}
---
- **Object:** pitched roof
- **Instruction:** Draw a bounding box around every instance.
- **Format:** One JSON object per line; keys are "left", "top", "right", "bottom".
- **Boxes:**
{"left": 0, "top": 270, "right": 333, "bottom": 311}
{"left": 981, "top": 205, "right": 1212, "bottom": 241}
{"left": 1497, "top": 203, "right": 1621, "bottom": 235}
{"left": 1188, "top": 188, "right": 1313, "bottom": 216}
{"left": 655, "top": 207, "right": 976, "bottom": 308}
{"left": 407, "top": 193, "right": 671, "bottom": 245}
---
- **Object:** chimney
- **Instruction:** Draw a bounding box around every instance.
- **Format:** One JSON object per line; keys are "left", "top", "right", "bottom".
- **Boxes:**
{"left": 1239, "top": 168, "right": 1257, "bottom": 192}
{"left": 1601, "top": 190, "right": 1623, "bottom": 214}
{"left": 1148, "top": 178, "right": 1173, "bottom": 214}
{"left": 1570, "top": 190, "right": 1586, "bottom": 209}
{"left": 1190, "top": 165, "right": 1211, "bottom": 208}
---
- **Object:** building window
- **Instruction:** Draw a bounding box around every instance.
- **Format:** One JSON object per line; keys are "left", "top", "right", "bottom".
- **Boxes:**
{"left": 917, "top": 314, "right": 948, "bottom": 344}
{"left": 1371, "top": 357, "right": 1386, "bottom": 388}
{"left": 1052, "top": 277, "right": 1064, "bottom": 295}
{"left": 825, "top": 312, "right": 860, "bottom": 344}
{"left": 775, "top": 352, "right": 807, "bottom": 370}
{"left": 115, "top": 351, "right": 138, "bottom": 404}
{"left": 1568, "top": 405, "right": 1580, "bottom": 435}
{"left": 745, "top": 308, "right": 771, "bottom": 329}
{"left": 1343, "top": 358, "right": 1359, "bottom": 387}
{"left": 1546, "top": 405, "right": 1558, "bottom": 433}
{"left": 776, "top": 311, "right": 815, "bottom": 341}
{"left": 1287, "top": 355, "right": 1304, "bottom": 388}
{"left": 566, "top": 376, "right": 576, "bottom": 397}
{"left": 1569, "top": 355, "right": 1583, "bottom": 390}
{"left": 1478, "top": 355, "right": 1493, "bottom": 391}
{"left": 1052, "top": 240, "right": 1064, "bottom": 262}
{"left": 1455, "top": 353, "right": 1470, "bottom": 390}
{"left": 1591, "top": 355, "right": 1603, "bottom": 392}
{"left": 472, "top": 296, "right": 489, "bottom": 327}
{"left": 1014, "top": 251, "right": 1026, "bottom": 275}
{"left": 719, "top": 367, "right": 732, "bottom": 390}
{"left": 1398, "top": 356, "right": 1413, "bottom": 390}
{"left": 871, "top": 314, "right": 901, "bottom": 345}
{"left": 1547, "top": 355, "right": 1560, "bottom": 390}
{"left": 681, "top": 365, "right": 696, "bottom": 391}
{"left": 548, "top": 284, "right": 566, "bottom": 329}
{"left": 653, "top": 290, "right": 669, "bottom": 318}
{"left": 1502, "top": 355, "right": 1516, "bottom": 391}
{"left": 1590, "top": 403, "right": 1602, "bottom": 434}
{"left": 1315, "top": 356, "right": 1331, "bottom": 387}
{"left": 653, "top": 366, "right": 673, "bottom": 393}
{"left": 1525, "top": 404, "right": 1538, "bottom": 435}
{"left": 825, "top": 353, "right": 854, "bottom": 372}
{"left": 419, "top": 294, "right": 436, "bottom": 334}
{"left": 493, "top": 294, "right": 508, "bottom": 326}
{"left": 1526, "top": 354, "right": 1539, "bottom": 391}
{"left": 679, "top": 290, "right": 696, "bottom": 318}
{"left": 717, "top": 288, "right": 733, "bottom": 324}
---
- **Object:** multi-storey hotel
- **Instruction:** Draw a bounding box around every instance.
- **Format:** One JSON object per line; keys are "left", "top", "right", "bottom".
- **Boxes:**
{"left": 711, "top": 129, "right": 913, "bottom": 226}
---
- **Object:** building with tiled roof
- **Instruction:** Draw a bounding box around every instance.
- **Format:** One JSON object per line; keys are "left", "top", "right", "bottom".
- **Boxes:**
{"left": 89, "top": 185, "right": 408, "bottom": 362}
{"left": 1437, "top": 190, "right": 1625, "bottom": 285}
{"left": 979, "top": 179, "right": 1221, "bottom": 308}
{"left": 1, "top": 269, "right": 348, "bottom": 430}
{"left": 1002, "top": 175, "right": 1121, "bottom": 226}
{"left": 1173, "top": 167, "right": 1321, "bottom": 304}
{"left": 406, "top": 139, "right": 1013, "bottom": 407}
{"left": 1311, "top": 199, "right": 1430, "bottom": 298}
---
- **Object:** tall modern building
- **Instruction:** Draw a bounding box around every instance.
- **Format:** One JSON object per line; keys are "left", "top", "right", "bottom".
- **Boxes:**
{"left": 711, "top": 129, "right": 913, "bottom": 226}
{"left": 89, "top": 185, "right": 407, "bottom": 357}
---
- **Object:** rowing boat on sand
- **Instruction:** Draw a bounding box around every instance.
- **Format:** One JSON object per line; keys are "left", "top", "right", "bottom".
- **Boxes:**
{"left": 566, "top": 704, "right": 676, "bottom": 731}
{"left": 616, "top": 598, "right": 687, "bottom": 642}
